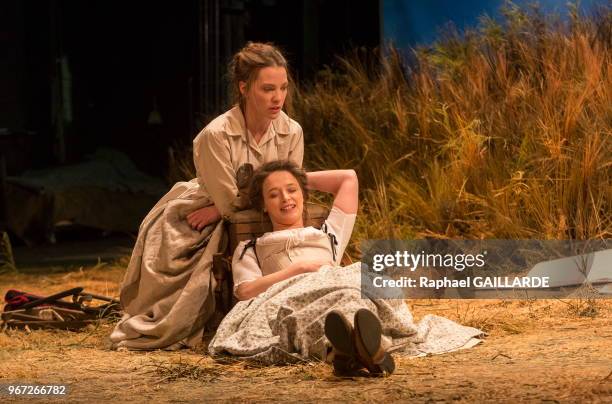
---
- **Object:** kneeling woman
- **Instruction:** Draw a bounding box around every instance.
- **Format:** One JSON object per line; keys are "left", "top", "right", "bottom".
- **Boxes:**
{"left": 208, "top": 161, "right": 481, "bottom": 374}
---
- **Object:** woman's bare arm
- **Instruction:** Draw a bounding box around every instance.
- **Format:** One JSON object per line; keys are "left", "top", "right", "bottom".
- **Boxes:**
{"left": 234, "top": 260, "right": 329, "bottom": 301}
{"left": 306, "top": 170, "right": 358, "bottom": 214}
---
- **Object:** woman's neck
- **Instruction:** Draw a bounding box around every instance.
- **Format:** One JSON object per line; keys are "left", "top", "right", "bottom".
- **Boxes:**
{"left": 272, "top": 220, "right": 304, "bottom": 232}
{"left": 244, "top": 105, "right": 271, "bottom": 143}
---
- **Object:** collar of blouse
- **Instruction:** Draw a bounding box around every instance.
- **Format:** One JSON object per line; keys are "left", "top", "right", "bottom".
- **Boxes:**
{"left": 224, "top": 106, "right": 292, "bottom": 146}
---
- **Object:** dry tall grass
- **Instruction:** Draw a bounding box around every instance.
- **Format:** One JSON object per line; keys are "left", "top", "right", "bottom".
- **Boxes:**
{"left": 295, "top": 3, "right": 611, "bottom": 245}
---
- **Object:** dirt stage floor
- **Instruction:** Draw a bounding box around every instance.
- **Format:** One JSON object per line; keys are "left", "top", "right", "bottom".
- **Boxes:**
{"left": 1, "top": 260, "right": 611, "bottom": 403}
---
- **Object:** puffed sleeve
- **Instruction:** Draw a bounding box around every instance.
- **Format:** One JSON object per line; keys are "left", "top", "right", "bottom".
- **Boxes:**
{"left": 232, "top": 241, "right": 263, "bottom": 296}
{"left": 323, "top": 207, "right": 357, "bottom": 266}
{"left": 193, "top": 130, "right": 238, "bottom": 217}
{"left": 287, "top": 123, "right": 304, "bottom": 167}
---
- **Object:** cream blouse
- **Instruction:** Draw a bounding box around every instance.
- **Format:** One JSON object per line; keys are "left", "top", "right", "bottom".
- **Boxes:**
{"left": 232, "top": 207, "right": 357, "bottom": 295}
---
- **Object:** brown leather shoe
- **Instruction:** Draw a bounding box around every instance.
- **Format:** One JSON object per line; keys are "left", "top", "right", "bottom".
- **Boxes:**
{"left": 353, "top": 308, "right": 395, "bottom": 376}
{"left": 324, "top": 310, "right": 364, "bottom": 375}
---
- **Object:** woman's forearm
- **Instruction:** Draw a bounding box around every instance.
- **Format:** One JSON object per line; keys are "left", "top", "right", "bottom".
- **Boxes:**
{"left": 306, "top": 170, "right": 358, "bottom": 214}
{"left": 234, "top": 262, "right": 302, "bottom": 301}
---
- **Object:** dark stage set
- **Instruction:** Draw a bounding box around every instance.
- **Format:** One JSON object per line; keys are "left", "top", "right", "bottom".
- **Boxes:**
{"left": 1, "top": 0, "right": 380, "bottom": 176}
{"left": 0, "top": 0, "right": 380, "bottom": 264}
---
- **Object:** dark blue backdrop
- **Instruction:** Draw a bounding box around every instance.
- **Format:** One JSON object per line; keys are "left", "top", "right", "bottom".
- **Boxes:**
{"left": 382, "top": 0, "right": 601, "bottom": 48}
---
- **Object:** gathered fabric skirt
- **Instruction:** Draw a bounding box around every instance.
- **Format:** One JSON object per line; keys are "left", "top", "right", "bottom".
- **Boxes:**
{"left": 209, "top": 263, "right": 483, "bottom": 364}
{"left": 111, "top": 179, "right": 224, "bottom": 350}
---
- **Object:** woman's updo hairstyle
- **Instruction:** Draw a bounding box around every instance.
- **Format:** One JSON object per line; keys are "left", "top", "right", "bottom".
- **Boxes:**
{"left": 249, "top": 160, "right": 309, "bottom": 221}
{"left": 228, "top": 42, "right": 292, "bottom": 112}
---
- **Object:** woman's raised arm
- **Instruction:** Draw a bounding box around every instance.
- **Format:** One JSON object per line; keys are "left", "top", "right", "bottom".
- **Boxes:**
{"left": 306, "top": 170, "right": 358, "bottom": 214}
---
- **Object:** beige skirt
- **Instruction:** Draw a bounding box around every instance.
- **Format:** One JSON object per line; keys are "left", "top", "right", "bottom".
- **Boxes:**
{"left": 110, "top": 179, "right": 224, "bottom": 350}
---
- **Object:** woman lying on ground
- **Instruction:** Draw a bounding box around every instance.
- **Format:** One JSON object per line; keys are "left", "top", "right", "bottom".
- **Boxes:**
{"left": 208, "top": 161, "right": 482, "bottom": 375}
{"left": 111, "top": 42, "right": 304, "bottom": 350}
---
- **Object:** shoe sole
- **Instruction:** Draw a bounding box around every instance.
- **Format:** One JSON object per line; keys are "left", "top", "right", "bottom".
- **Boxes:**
{"left": 324, "top": 310, "right": 353, "bottom": 356}
{"left": 354, "top": 308, "right": 395, "bottom": 375}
